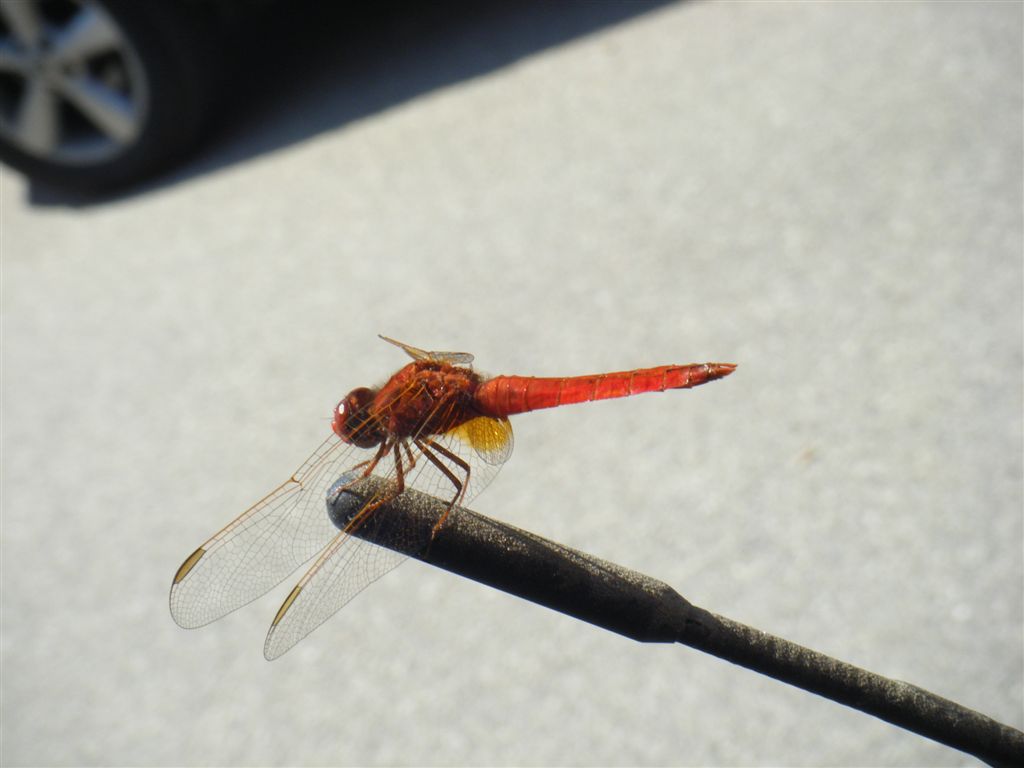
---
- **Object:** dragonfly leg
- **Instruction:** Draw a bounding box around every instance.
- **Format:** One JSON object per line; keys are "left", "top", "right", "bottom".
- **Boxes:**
{"left": 341, "top": 438, "right": 408, "bottom": 537}
{"left": 329, "top": 438, "right": 392, "bottom": 524}
{"left": 361, "top": 440, "right": 391, "bottom": 477}
{"left": 414, "top": 437, "right": 471, "bottom": 538}
{"left": 401, "top": 440, "right": 417, "bottom": 471}
{"left": 343, "top": 438, "right": 392, "bottom": 481}
{"left": 392, "top": 441, "right": 407, "bottom": 494}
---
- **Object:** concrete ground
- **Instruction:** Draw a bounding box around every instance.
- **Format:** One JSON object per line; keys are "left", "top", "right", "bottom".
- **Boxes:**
{"left": 3, "top": 1, "right": 1021, "bottom": 765}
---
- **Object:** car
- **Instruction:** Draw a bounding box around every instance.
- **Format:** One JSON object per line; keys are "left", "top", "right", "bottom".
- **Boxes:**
{"left": 0, "top": 0, "right": 224, "bottom": 193}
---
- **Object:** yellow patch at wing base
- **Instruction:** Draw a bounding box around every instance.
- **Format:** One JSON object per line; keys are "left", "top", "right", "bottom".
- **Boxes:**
{"left": 448, "top": 416, "right": 514, "bottom": 465}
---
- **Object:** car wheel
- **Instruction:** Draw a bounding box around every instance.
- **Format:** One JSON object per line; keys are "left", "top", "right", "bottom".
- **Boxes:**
{"left": 0, "top": 0, "right": 218, "bottom": 194}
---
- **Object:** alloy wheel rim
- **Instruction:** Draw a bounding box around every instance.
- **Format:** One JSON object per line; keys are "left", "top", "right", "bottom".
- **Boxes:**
{"left": 0, "top": 0, "right": 148, "bottom": 165}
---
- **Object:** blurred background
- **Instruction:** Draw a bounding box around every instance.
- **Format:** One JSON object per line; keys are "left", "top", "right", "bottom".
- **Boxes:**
{"left": 3, "top": 1, "right": 1021, "bottom": 765}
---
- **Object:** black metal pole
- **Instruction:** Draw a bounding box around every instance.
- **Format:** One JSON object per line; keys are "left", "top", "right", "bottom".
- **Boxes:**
{"left": 330, "top": 475, "right": 1024, "bottom": 767}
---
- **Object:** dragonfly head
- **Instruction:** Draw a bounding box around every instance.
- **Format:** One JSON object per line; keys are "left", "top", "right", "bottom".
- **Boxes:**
{"left": 333, "top": 387, "right": 382, "bottom": 448}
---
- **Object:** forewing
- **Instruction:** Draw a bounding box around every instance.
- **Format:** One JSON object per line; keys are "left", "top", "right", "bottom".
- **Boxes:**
{"left": 261, "top": 411, "right": 511, "bottom": 658}
{"left": 425, "top": 350, "right": 475, "bottom": 366}
{"left": 261, "top": 436, "right": 433, "bottom": 659}
{"left": 263, "top": 522, "right": 406, "bottom": 660}
{"left": 378, "top": 334, "right": 474, "bottom": 366}
{"left": 169, "top": 435, "right": 372, "bottom": 629}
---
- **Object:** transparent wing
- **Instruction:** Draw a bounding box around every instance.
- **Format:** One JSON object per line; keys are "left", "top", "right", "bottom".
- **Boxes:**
{"left": 263, "top": 518, "right": 407, "bottom": 660}
{"left": 378, "top": 334, "right": 474, "bottom": 366}
{"left": 169, "top": 434, "right": 373, "bottom": 629}
{"left": 263, "top": 413, "right": 514, "bottom": 659}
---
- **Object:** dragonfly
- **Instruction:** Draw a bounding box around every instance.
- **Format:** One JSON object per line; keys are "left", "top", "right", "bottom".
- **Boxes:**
{"left": 170, "top": 336, "right": 736, "bottom": 659}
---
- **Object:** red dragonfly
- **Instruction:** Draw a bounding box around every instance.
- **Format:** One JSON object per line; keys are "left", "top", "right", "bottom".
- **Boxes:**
{"left": 170, "top": 336, "right": 736, "bottom": 659}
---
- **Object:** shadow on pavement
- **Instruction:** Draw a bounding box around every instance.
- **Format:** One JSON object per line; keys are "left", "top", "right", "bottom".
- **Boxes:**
{"left": 27, "top": 0, "right": 674, "bottom": 208}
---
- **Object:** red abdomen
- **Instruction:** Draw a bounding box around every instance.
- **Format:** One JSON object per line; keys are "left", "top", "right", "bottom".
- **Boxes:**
{"left": 473, "top": 362, "right": 736, "bottom": 418}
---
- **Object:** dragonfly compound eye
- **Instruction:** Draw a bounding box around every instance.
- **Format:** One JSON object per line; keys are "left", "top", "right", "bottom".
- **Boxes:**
{"left": 333, "top": 387, "right": 381, "bottom": 447}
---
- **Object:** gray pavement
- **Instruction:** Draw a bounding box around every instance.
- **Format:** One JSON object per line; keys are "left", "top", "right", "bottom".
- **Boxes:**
{"left": 2, "top": 1, "right": 1021, "bottom": 765}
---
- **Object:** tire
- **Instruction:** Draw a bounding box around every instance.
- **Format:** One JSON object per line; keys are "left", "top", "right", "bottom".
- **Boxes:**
{"left": 0, "top": 0, "right": 221, "bottom": 194}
